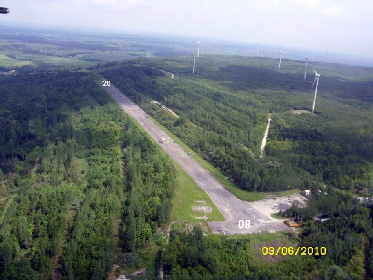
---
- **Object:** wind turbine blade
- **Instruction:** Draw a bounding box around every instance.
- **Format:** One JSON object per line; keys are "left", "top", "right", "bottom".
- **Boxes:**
{"left": 304, "top": 58, "right": 309, "bottom": 81}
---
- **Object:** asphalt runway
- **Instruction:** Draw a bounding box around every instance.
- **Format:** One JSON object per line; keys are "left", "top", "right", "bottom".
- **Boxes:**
{"left": 105, "top": 84, "right": 289, "bottom": 234}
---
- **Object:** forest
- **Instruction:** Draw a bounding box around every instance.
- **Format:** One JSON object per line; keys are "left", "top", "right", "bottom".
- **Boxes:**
{"left": 1, "top": 54, "right": 373, "bottom": 279}
{"left": 0, "top": 68, "right": 176, "bottom": 279}
{"left": 99, "top": 56, "right": 373, "bottom": 193}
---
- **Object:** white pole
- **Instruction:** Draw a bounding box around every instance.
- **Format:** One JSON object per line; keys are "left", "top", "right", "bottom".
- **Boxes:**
{"left": 193, "top": 51, "right": 196, "bottom": 74}
{"left": 311, "top": 77, "right": 319, "bottom": 114}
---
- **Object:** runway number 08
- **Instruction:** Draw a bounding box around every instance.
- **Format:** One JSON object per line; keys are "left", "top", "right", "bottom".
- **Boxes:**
{"left": 238, "top": 220, "right": 251, "bottom": 229}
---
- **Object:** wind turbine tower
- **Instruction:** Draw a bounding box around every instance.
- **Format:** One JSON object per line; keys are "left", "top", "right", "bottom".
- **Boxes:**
{"left": 192, "top": 50, "right": 197, "bottom": 74}
{"left": 311, "top": 70, "right": 320, "bottom": 114}
{"left": 304, "top": 57, "right": 309, "bottom": 80}
{"left": 197, "top": 41, "right": 200, "bottom": 58}
{"left": 278, "top": 50, "right": 283, "bottom": 68}
{"left": 256, "top": 43, "right": 259, "bottom": 57}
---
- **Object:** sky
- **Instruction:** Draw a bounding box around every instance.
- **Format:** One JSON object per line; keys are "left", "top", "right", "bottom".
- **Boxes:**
{"left": 2, "top": 0, "right": 373, "bottom": 57}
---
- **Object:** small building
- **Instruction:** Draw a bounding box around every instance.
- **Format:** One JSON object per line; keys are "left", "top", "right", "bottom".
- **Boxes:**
{"left": 284, "top": 219, "right": 301, "bottom": 227}
{"left": 302, "top": 190, "right": 311, "bottom": 196}
{"left": 313, "top": 214, "right": 330, "bottom": 222}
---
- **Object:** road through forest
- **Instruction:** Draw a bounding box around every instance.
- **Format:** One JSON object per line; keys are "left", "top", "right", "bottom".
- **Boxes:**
{"left": 105, "top": 84, "right": 289, "bottom": 234}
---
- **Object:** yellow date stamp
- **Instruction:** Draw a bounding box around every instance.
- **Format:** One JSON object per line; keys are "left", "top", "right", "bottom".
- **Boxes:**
{"left": 262, "top": 246, "right": 326, "bottom": 256}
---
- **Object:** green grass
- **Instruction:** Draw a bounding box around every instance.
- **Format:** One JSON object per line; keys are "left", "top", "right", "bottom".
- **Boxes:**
{"left": 150, "top": 117, "right": 300, "bottom": 202}
{"left": 271, "top": 213, "right": 284, "bottom": 220}
{"left": 170, "top": 163, "right": 224, "bottom": 221}
{"left": 0, "top": 54, "right": 34, "bottom": 68}
{"left": 120, "top": 241, "right": 161, "bottom": 279}
{"left": 18, "top": 54, "right": 83, "bottom": 65}
{"left": 80, "top": 51, "right": 139, "bottom": 61}
{"left": 0, "top": 52, "right": 87, "bottom": 66}
{"left": 138, "top": 242, "right": 162, "bottom": 279}
{"left": 171, "top": 221, "right": 211, "bottom": 234}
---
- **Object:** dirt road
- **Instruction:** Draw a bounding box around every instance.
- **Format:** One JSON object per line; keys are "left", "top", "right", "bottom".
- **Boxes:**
{"left": 105, "top": 85, "right": 289, "bottom": 234}
{"left": 260, "top": 116, "right": 271, "bottom": 158}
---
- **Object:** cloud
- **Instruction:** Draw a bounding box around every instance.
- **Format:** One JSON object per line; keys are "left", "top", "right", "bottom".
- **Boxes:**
{"left": 322, "top": 4, "right": 343, "bottom": 17}
{"left": 293, "top": 0, "right": 323, "bottom": 10}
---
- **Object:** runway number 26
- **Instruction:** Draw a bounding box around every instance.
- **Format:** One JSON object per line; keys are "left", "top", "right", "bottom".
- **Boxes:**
{"left": 102, "top": 80, "right": 111, "bottom": 87}
{"left": 238, "top": 220, "right": 251, "bottom": 229}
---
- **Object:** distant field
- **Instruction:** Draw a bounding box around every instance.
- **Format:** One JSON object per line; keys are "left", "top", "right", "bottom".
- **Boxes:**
{"left": 0, "top": 52, "right": 84, "bottom": 66}
{"left": 16, "top": 53, "right": 84, "bottom": 65}
{"left": 79, "top": 51, "right": 144, "bottom": 61}
{"left": 0, "top": 54, "right": 34, "bottom": 67}
{"left": 0, "top": 29, "right": 178, "bottom": 67}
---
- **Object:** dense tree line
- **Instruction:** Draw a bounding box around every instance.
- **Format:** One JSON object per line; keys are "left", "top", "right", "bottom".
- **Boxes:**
{"left": 0, "top": 68, "right": 176, "bottom": 279}
{"left": 101, "top": 57, "right": 373, "bottom": 192}
{"left": 121, "top": 120, "right": 176, "bottom": 253}
{"left": 279, "top": 188, "right": 373, "bottom": 279}
{"left": 164, "top": 189, "right": 373, "bottom": 279}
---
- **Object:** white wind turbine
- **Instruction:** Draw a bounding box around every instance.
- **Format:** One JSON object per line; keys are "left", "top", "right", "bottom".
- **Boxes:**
{"left": 278, "top": 50, "right": 283, "bottom": 68}
{"left": 304, "top": 57, "right": 309, "bottom": 80}
{"left": 256, "top": 43, "right": 259, "bottom": 56}
{"left": 311, "top": 70, "right": 320, "bottom": 114}
{"left": 197, "top": 41, "right": 200, "bottom": 58}
{"left": 192, "top": 50, "right": 197, "bottom": 74}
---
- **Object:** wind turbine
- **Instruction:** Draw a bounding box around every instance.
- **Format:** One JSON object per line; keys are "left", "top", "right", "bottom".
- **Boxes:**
{"left": 278, "top": 50, "right": 283, "bottom": 68}
{"left": 311, "top": 70, "right": 320, "bottom": 114}
{"left": 304, "top": 57, "right": 309, "bottom": 80}
{"left": 256, "top": 43, "right": 259, "bottom": 57}
{"left": 197, "top": 41, "right": 200, "bottom": 58}
{"left": 192, "top": 50, "right": 197, "bottom": 74}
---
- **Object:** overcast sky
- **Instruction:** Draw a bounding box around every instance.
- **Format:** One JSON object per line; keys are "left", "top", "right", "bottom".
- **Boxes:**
{"left": 3, "top": 0, "right": 373, "bottom": 57}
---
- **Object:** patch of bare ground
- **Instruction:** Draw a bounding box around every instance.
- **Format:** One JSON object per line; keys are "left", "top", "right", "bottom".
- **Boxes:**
{"left": 108, "top": 264, "right": 121, "bottom": 280}
{"left": 250, "top": 194, "right": 308, "bottom": 220}
{"left": 291, "top": 110, "right": 311, "bottom": 114}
